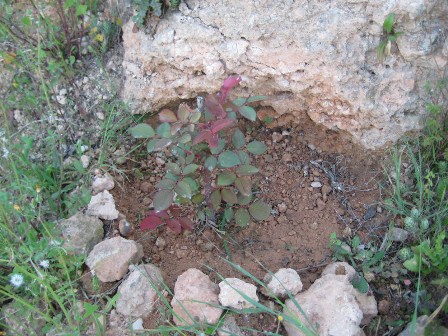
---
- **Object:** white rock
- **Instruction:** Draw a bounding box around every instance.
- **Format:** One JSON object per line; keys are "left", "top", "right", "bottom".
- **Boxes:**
{"left": 171, "top": 268, "right": 223, "bottom": 325}
{"left": 86, "top": 190, "right": 119, "bottom": 220}
{"left": 352, "top": 289, "right": 378, "bottom": 325}
{"left": 86, "top": 237, "right": 144, "bottom": 282}
{"left": 92, "top": 174, "right": 115, "bottom": 194}
{"left": 131, "top": 318, "right": 144, "bottom": 331}
{"left": 56, "top": 95, "right": 67, "bottom": 105}
{"left": 116, "top": 264, "right": 164, "bottom": 318}
{"left": 218, "top": 278, "right": 258, "bottom": 310}
{"left": 310, "top": 181, "right": 322, "bottom": 188}
{"left": 391, "top": 227, "right": 409, "bottom": 242}
{"left": 321, "top": 262, "right": 356, "bottom": 281}
{"left": 263, "top": 268, "right": 303, "bottom": 298}
{"left": 283, "top": 274, "right": 364, "bottom": 336}
{"left": 81, "top": 155, "right": 91, "bottom": 168}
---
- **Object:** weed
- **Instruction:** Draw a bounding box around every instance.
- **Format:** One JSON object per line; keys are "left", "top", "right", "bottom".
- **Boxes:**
{"left": 132, "top": 0, "right": 182, "bottom": 28}
{"left": 130, "top": 76, "right": 272, "bottom": 233}
{"left": 377, "top": 13, "right": 402, "bottom": 63}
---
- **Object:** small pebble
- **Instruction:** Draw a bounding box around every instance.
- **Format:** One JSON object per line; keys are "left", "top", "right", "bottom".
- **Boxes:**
{"left": 96, "top": 112, "right": 105, "bottom": 120}
{"left": 118, "top": 219, "right": 133, "bottom": 237}
{"left": 155, "top": 237, "right": 166, "bottom": 250}
{"left": 311, "top": 181, "right": 322, "bottom": 188}
{"left": 80, "top": 155, "right": 90, "bottom": 168}
{"left": 277, "top": 203, "right": 288, "bottom": 213}
{"left": 132, "top": 318, "right": 144, "bottom": 331}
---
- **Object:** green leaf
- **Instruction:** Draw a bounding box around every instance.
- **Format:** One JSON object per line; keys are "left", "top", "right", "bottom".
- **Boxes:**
{"left": 232, "top": 129, "right": 246, "bottom": 149}
{"left": 83, "top": 302, "right": 99, "bottom": 319}
{"left": 76, "top": 4, "right": 87, "bottom": 16}
{"left": 247, "top": 95, "right": 268, "bottom": 103}
{"left": 223, "top": 208, "right": 234, "bottom": 222}
{"left": 211, "top": 139, "right": 226, "bottom": 155}
{"left": 179, "top": 133, "right": 191, "bottom": 144}
{"left": 153, "top": 138, "right": 172, "bottom": 151}
{"left": 235, "top": 176, "right": 252, "bottom": 196}
{"left": 129, "top": 124, "right": 155, "bottom": 138}
{"left": 175, "top": 181, "right": 192, "bottom": 198}
{"left": 157, "top": 123, "right": 171, "bottom": 138}
{"left": 217, "top": 171, "right": 237, "bottom": 186}
{"left": 218, "top": 151, "right": 241, "bottom": 168}
{"left": 205, "top": 156, "right": 217, "bottom": 171}
{"left": 166, "top": 162, "right": 181, "bottom": 175}
{"left": 147, "top": 139, "right": 157, "bottom": 152}
{"left": 237, "top": 151, "right": 250, "bottom": 164}
{"left": 183, "top": 177, "right": 198, "bottom": 192}
{"left": 247, "top": 141, "right": 267, "bottom": 155}
{"left": 154, "top": 190, "right": 174, "bottom": 211}
{"left": 235, "top": 208, "right": 250, "bottom": 227}
{"left": 383, "top": 13, "right": 395, "bottom": 34}
{"left": 248, "top": 200, "right": 271, "bottom": 221}
{"left": 189, "top": 111, "right": 201, "bottom": 123}
{"left": 236, "top": 165, "right": 259, "bottom": 175}
{"left": 156, "top": 179, "right": 176, "bottom": 190}
{"left": 177, "top": 103, "right": 191, "bottom": 123}
{"left": 192, "top": 193, "right": 205, "bottom": 204}
{"left": 351, "top": 273, "right": 369, "bottom": 294}
{"left": 221, "top": 189, "right": 238, "bottom": 205}
{"left": 22, "top": 16, "right": 31, "bottom": 26}
{"left": 232, "top": 97, "right": 247, "bottom": 106}
{"left": 237, "top": 193, "right": 253, "bottom": 205}
{"left": 210, "top": 190, "right": 221, "bottom": 210}
{"left": 403, "top": 257, "right": 420, "bottom": 273}
{"left": 238, "top": 106, "right": 257, "bottom": 121}
{"left": 183, "top": 164, "right": 199, "bottom": 175}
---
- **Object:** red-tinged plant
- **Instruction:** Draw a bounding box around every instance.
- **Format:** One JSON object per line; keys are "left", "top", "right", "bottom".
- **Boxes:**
{"left": 129, "top": 75, "right": 272, "bottom": 233}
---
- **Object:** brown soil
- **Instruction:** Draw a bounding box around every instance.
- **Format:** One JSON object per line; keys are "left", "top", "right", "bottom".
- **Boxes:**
{"left": 110, "top": 114, "right": 389, "bottom": 331}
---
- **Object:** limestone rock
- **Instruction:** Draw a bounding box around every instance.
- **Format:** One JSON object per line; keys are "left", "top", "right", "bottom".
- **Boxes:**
{"left": 352, "top": 289, "right": 378, "bottom": 325}
{"left": 86, "top": 237, "right": 144, "bottom": 282}
{"left": 86, "top": 190, "right": 119, "bottom": 220}
{"left": 56, "top": 212, "right": 104, "bottom": 256}
{"left": 262, "top": 268, "right": 303, "bottom": 298}
{"left": 171, "top": 268, "right": 223, "bottom": 325}
{"left": 92, "top": 173, "right": 115, "bottom": 194}
{"left": 391, "top": 227, "right": 410, "bottom": 242}
{"left": 218, "top": 278, "right": 259, "bottom": 310}
{"left": 283, "top": 274, "right": 364, "bottom": 336}
{"left": 122, "top": 0, "right": 448, "bottom": 149}
{"left": 217, "top": 316, "right": 244, "bottom": 336}
{"left": 116, "top": 264, "right": 164, "bottom": 318}
{"left": 321, "top": 262, "right": 356, "bottom": 281}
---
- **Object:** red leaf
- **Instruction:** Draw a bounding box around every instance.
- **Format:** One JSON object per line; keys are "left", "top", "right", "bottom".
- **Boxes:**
{"left": 146, "top": 210, "right": 169, "bottom": 220}
{"left": 141, "top": 216, "right": 164, "bottom": 230}
{"left": 159, "top": 109, "right": 178, "bottom": 123}
{"left": 166, "top": 218, "right": 182, "bottom": 233}
{"left": 211, "top": 118, "right": 234, "bottom": 133}
{"left": 207, "top": 132, "right": 219, "bottom": 148}
{"left": 193, "top": 130, "right": 212, "bottom": 145}
{"left": 204, "top": 94, "right": 226, "bottom": 118}
{"left": 222, "top": 75, "right": 242, "bottom": 90}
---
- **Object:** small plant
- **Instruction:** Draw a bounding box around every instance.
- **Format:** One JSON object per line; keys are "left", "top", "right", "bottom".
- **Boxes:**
{"left": 130, "top": 76, "right": 272, "bottom": 232}
{"left": 377, "top": 13, "right": 402, "bottom": 62}
{"left": 132, "top": 0, "right": 181, "bottom": 27}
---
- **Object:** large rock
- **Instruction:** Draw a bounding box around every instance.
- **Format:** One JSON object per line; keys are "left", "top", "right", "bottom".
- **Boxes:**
{"left": 116, "top": 264, "right": 164, "bottom": 318}
{"left": 56, "top": 212, "right": 104, "bottom": 256}
{"left": 218, "top": 278, "right": 259, "bottom": 310}
{"left": 283, "top": 274, "right": 364, "bottom": 336}
{"left": 86, "top": 237, "right": 144, "bottom": 282}
{"left": 122, "top": 0, "right": 448, "bottom": 149}
{"left": 171, "top": 268, "right": 223, "bottom": 325}
{"left": 86, "top": 190, "right": 119, "bottom": 220}
{"left": 262, "top": 268, "right": 303, "bottom": 298}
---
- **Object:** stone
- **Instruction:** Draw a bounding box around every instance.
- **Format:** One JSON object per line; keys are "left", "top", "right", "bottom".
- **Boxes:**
{"left": 377, "top": 299, "right": 390, "bottom": 315}
{"left": 217, "top": 316, "right": 244, "bottom": 336}
{"left": 391, "top": 227, "right": 410, "bottom": 242}
{"left": 116, "top": 264, "right": 164, "bottom": 318}
{"left": 121, "top": 0, "right": 448, "bottom": 149}
{"left": 131, "top": 318, "right": 144, "bottom": 331}
{"left": 218, "top": 278, "right": 259, "bottom": 310}
{"left": 86, "top": 237, "right": 144, "bottom": 282}
{"left": 86, "top": 190, "right": 119, "bottom": 220}
{"left": 118, "top": 219, "right": 133, "bottom": 237}
{"left": 56, "top": 212, "right": 104, "bottom": 256}
{"left": 140, "top": 181, "right": 153, "bottom": 193}
{"left": 310, "top": 181, "right": 322, "bottom": 188}
{"left": 92, "top": 174, "right": 115, "bottom": 194}
{"left": 283, "top": 274, "right": 364, "bottom": 336}
{"left": 352, "top": 289, "right": 378, "bottom": 325}
{"left": 171, "top": 268, "right": 223, "bottom": 325}
{"left": 262, "top": 268, "right": 303, "bottom": 298}
{"left": 398, "top": 315, "right": 448, "bottom": 336}
{"left": 155, "top": 237, "right": 166, "bottom": 250}
{"left": 321, "top": 262, "right": 356, "bottom": 281}
{"left": 81, "top": 155, "right": 91, "bottom": 168}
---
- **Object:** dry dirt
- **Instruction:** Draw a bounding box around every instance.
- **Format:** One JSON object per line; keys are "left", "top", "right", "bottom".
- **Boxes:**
{"left": 109, "top": 112, "right": 389, "bottom": 331}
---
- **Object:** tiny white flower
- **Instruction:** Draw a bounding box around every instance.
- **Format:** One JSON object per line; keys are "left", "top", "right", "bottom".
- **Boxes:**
{"left": 39, "top": 260, "right": 50, "bottom": 269}
{"left": 10, "top": 274, "right": 24, "bottom": 288}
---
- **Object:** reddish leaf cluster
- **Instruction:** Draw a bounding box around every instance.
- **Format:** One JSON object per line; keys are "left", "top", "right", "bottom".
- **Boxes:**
{"left": 141, "top": 206, "right": 194, "bottom": 233}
